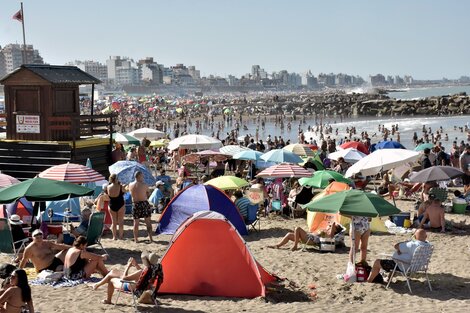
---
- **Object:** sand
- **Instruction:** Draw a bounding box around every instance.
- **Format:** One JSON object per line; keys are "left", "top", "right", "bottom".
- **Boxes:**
{"left": 2, "top": 198, "right": 470, "bottom": 313}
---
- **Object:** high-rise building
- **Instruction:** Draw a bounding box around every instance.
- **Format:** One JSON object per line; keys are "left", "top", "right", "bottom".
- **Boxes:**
{"left": 67, "top": 60, "right": 107, "bottom": 82}
{"left": 138, "top": 57, "right": 163, "bottom": 85}
{"left": 0, "top": 44, "right": 44, "bottom": 78}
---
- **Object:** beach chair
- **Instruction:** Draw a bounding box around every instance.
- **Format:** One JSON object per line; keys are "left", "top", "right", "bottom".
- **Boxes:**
{"left": 386, "top": 244, "right": 434, "bottom": 293}
{"left": 245, "top": 204, "right": 260, "bottom": 232}
{"left": 85, "top": 212, "right": 108, "bottom": 256}
{"left": 270, "top": 200, "right": 282, "bottom": 213}
{"left": 0, "top": 218, "right": 29, "bottom": 262}
{"left": 115, "top": 263, "right": 164, "bottom": 312}
{"left": 302, "top": 224, "right": 346, "bottom": 251}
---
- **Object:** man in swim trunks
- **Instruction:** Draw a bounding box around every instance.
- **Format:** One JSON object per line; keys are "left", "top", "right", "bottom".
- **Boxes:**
{"left": 19, "top": 229, "right": 71, "bottom": 272}
{"left": 129, "top": 171, "right": 153, "bottom": 243}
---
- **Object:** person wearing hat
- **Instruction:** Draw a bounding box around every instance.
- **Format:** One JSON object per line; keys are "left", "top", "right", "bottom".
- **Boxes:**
{"left": 9, "top": 215, "right": 27, "bottom": 251}
{"left": 148, "top": 181, "right": 165, "bottom": 211}
{"left": 19, "top": 229, "right": 71, "bottom": 273}
{"left": 92, "top": 251, "right": 162, "bottom": 305}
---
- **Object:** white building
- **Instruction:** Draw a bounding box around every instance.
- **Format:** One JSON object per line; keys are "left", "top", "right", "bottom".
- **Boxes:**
{"left": 0, "top": 44, "right": 44, "bottom": 78}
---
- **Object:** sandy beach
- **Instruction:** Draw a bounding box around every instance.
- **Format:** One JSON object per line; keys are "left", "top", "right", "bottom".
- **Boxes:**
{"left": 2, "top": 196, "right": 469, "bottom": 313}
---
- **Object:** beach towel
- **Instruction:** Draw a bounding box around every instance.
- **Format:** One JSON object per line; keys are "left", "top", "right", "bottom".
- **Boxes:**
{"left": 30, "top": 275, "right": 100, "bottom": 288}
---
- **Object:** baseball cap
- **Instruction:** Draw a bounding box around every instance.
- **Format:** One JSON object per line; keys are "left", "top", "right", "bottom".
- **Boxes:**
{"left": 155, "top": 180, "right": 164, "bottom": 187}
{"left": 32, "top": 229, "right": 43, "bottom": 237}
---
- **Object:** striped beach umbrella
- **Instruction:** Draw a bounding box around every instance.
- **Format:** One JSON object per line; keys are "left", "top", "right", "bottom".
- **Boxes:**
{"left": 0, "top": 173, "right": 20, "bottom": 188}
{"left": 256, "top": 163, "right": 312, "bottom": 178}
{"left": 219, "top": 145, "right": 251, "bottom": 156}
{"left": 283, "top": 144, "right": 315, "bottom": 157}
{"left": 39, "top": 162, "right": 105, "bottom": 184}
{"left": 260, "top": 149, "right": 303, "bottom": 164}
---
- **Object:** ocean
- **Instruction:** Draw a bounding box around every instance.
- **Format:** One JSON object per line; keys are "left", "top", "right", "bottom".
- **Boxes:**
{"left": 388, "top": 85, "right": 470, "bottom": 100}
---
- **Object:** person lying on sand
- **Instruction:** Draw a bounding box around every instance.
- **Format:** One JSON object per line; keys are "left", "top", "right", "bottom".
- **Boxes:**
{"left": 269, "top": 222, "right": 341, "bottom": 251}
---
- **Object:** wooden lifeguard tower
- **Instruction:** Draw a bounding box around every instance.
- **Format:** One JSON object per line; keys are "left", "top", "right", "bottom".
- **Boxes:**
{"left": 0, "top": 64, "right": 115, "bottom": 180}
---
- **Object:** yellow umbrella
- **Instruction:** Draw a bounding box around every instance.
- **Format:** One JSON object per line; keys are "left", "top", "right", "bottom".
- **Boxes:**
{"left": 149, "top": 139, "right": 170, "bottom": 147}
{"left": 204, "top": 176, "right": 249, "bottom": 190}
{"left": 176, "top": 108, "right": 183, "bottom": 113}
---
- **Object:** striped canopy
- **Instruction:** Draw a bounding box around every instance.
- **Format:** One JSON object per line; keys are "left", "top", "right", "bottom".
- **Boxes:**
{"left": 283, "top": 144, "right": 315, "bottom": 157}
{"left": 0, "top": 173, "right": 20, "bottom": 188}
{"left": 256, "top": 163, "right": 312, "bottom": 178}
{"left": 39, "top": 162, "right": 105, "bottom": 184}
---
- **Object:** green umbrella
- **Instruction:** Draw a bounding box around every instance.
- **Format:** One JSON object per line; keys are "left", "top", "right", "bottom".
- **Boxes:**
{"left": 303, "top": 189, "right": 401, "bottom": 218}
{"left": 299, "top": 170, "right": 351, "bottom": 188}
{"left": 299, "top": 157, "right": 325, "bottom": 170}
{"left": 414, "top": 143, "right": 435, "bottom": 151}
{"left": 0, "top": 177, "right": 94, "bottom": 204}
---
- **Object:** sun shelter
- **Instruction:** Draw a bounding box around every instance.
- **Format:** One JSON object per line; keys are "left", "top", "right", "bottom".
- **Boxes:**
{"left": 1, "top": 198, "right": 34, "bottom": 224}
{"left": 156, "top": 184, "right": 247, "bottom": 236}
{"left": 158, "top": 211, "right": 277, "bottom": 298}
{"left": 40, "top": 198, "right": 81, "bottom": 223}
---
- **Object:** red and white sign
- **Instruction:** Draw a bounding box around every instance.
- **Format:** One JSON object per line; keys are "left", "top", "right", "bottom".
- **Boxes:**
{"left": 16, "top": 115, "right": 40, "bottom": 133}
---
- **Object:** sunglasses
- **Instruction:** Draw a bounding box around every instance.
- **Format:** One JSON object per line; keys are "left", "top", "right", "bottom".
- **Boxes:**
{"left": 33, "top": 234, "right": 43, "bottom": 238}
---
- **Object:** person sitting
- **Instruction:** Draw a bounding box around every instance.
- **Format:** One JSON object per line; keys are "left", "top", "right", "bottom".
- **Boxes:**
{"left": 234, "top": 190, "right": 250, "bottom": 222}
{"left": 19, "top": 229, "right": 70, "bottom": 273}
{"left": 0, "top": 269, "right": 34, "bottom": 313}
{"left": 418, "top": 196, "right": 446, "bottom": 232}
{"left": 269, "top": 222, "right": 341, "bottom": 251}
{"left": 368, "top": 229, "right": 430, "bottom": 283}
{"left": 8, "top": 215, "right": 27, "bottom": 250}
{"left": 57, "top": 208, "right": 92, "bottom": 245}
{"left": 148, "top": 181, "right": 165, "bottom": 211}
{"left": 63, "top": 236, "right": 109, "bottom": 280}
{"left": 92, "top": 251, "right": 162, "bottom": 305}
{"left": 413, "top": 199, "right": 431, "bottom": 227}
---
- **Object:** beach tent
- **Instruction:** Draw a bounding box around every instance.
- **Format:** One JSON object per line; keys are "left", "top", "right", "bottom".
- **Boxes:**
{"left": 39, "top": 198, "right": 81, "bottom": 222}
{"left": 1, "top": 198, "right": 34, "bottom": 223}
{"left": 156, "top": 184, "right": 247, "bottom": 235}
{"left": 306, "top": 182, "right": 387, "bottom": 233}
{"left": 158, "top": 211, "right": 276, "bottom": 298}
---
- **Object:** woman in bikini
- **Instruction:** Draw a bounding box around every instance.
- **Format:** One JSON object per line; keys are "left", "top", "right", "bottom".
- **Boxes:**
{"left": 0, "top": 269, "right": 34, "bottom": 313}
{"left": 63, "top": 236, "right": 109, "bottom": 280}
{"left": 107, "top": 174, "right": 126, "bottom": 240}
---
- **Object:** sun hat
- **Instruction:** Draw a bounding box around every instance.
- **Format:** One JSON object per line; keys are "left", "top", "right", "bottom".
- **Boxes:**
{"left": 141, "top": 250, "right": 159, "bottom": 265}
{"left": 155, "top": 180, "right": 164, "bottom": 187}
{"left": 32, "top": 229, "right": 43, "bottom": 237}
{"left": 9, "top": 214, "right": 23, "bottom": 225}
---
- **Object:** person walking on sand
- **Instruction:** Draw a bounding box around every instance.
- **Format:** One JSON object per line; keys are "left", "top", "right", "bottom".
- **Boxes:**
{"left": 107, "top": 174, "right": 126, "bottom": 240}
{"left": 129, "top": 171, "right": 153, "bottom": 243}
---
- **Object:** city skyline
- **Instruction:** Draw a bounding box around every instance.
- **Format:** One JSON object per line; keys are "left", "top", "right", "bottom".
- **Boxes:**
{"left": 1, "top": 0, "right": 469, "bottom": 80}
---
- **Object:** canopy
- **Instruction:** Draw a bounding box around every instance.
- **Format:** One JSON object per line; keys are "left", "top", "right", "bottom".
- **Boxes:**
{"left": 327, "top": 148, "right": 366, "bottom": 164}
{"left": 204, "top": 176, "right": 249, "bottom": 190}
{"left": 375, "top": 141, "right": 406, "bottom": 150}
{"left": 299, "top": 170, "right": 352, "bottom": 189}
{"left": 38, "top": 162, "right": 105, "bottom": 184}
{"left": 409, "top": 166, "right": 464, "bottom": 183}
{"left": 0, "top": 174, "right": 20, "bottom": 188}
{"left": 104, "top": 132, "right": 140, "bottom": 145}
{"left": 282, "top": 144, "right": 315, "bottom": 157}
{"left": 219, "top": 145, "right": 251, "bottom": 156}
{"left": 0, "top": 177, "right": 94, "bottom": 203}
{"left": 149, "top": 139, "right": 170, "bottom": 147}
{"left": 109, "top": 161, "right": 156, "bottom": 185}
{"left": 168, "top": 134, "right": 222, "bottom": 151}
{"left": 260, "top": 149, "right": 303, "bottom": 164}
{"left": 414, "top": 143, "right": 435, "bottom": 151}
{"left": 256, "top": 163, "right": 312, "bottom": 178}
{"left": 128, "top": 127, "right": 165, "bottom": 140}
{"left": 233, "top": 150, "right": 263, "bottom": 161}
{"left": 339, "top": 141, "right": 369, "bottom": 155}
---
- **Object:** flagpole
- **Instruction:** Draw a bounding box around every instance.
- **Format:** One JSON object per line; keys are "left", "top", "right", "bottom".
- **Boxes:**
{"left": 20, "top": 2, "right": 27, "bottom": 64}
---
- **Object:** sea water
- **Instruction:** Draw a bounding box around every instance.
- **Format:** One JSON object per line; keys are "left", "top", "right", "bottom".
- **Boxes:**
{"left": 389, "top": 85, "right": 470, "bottom": 100}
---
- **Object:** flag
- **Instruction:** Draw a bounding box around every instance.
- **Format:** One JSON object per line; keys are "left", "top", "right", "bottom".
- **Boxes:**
{"left": 12, "top": 10, "right": 23, "bottom": 22}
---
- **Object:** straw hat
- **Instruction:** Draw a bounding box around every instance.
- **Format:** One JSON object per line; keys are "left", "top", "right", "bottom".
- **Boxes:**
{"left": 9, "top": 214, "right": 23, "bottom": 225}
{"left": 141, "top": 251, "right": 159, "bottom": 265}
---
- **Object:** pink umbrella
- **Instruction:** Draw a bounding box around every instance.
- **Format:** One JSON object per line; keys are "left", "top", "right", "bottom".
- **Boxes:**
{"left": 0, "top": 173, "right": 20, "bottom": 188}
{"left": 256, "top": 163, "right": 312, "bottom": 178}
{"left": 38, "top": 162, "right": 105, "bottom": 184}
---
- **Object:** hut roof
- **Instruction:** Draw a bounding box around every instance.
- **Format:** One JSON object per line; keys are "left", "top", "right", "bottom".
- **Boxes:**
{"left": 0, "top": 64, "right": 101, "bottom": 84}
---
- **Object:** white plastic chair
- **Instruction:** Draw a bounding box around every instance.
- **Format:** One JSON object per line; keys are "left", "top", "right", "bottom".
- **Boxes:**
{"left": 386, "top": 244, "right": 434, "bottom": 293}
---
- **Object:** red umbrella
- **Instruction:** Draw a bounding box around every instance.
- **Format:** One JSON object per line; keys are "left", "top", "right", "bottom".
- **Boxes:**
{"left": 339, "top": 141, "right": 369, "bottom": 154}
{"left": 38, "top": 162, "right": 105, "bottom": 184}
{"left": 0, "top": 173, "right": 20, "bottom": 188}
{"left": 256, "top": 163, "right": 312, "bottom": 178}
{"left": 304, "top": 144, "right": 318, "bottom": 151}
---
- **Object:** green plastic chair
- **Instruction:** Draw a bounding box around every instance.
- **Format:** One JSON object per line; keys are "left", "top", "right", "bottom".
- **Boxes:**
{"left": 85, "top": 212, "right": 108, "bottom": 256}
{"left": 0, "top": 218, "right": 28, "bottom": 261}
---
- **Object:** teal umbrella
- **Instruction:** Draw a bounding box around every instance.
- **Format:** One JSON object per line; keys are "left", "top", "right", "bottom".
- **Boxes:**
{"left": 299, "top": 170, "right": 351, "bottom": 189}
{"left": 303, "top": 189, "right": 401, "bottom": 217}
{"left": 0, "top": 177, "right": 94, "bottom": 204}
{"left": 414, "top": 143, "right": 435, "bottom": 151}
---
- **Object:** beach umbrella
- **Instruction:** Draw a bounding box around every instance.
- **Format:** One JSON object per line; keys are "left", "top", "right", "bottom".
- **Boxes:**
{"left": 0, "top": 173, "right": 20, "bottom": 188}
{"left": 183, "top": 150, "right": 230, "bottom": 164}
{"left": 38, "top": 162, "right": 105, "bottom": 184}
{"left": 339, "top": 141, "right": 369, "bottom": 155}
{"left": 414, "top": 143, "right": 435, "bottom": 151}
{"left": 299, "top": 170, "right": 352, "bottom": 189}
{"left": 168, "top": 134, "right": 222, "bottom": 151}
{"left": 104, "top": 132, "right": 140, "bottom": 146}
{"left": 0, "top": 177, "right": 94, "bottom": 204}
{"left": 128, "top": 127, "right": 165, "bottom": 140}
{"left": 204, "top": 176, "right": 249, "bottom": 190}
{"left": 256, "top": 163, "right": 312, "bottom": 178}
{"left": 283, "top": 144, "right": 315, "bottom": 157}
{"left": 149, "top": 139, "right": 170, "bottom": 147}
{"left": 375, "top": 141, "right": 405, "bottom": 149}
{"left": 109, "top": 161, "right": 156, "bottom": 185}
{"left": 304, "top": 144, "right": 319, "bottom": 151}
{"left": 233, "top": 150, "right": 263, "bottom": 161}
{"left": 176, "top": 108, "right": 183, "bottom": 113}
{"left": 327, "top": 148, "right": 367, "bottom": 164}
{"left": 219, "top": 145, "right": 251, "bottom": 156}
{"left": 260, "top": 149, "right": 303, "bottom": 164}
{"left": 408, "top": 166, "right": 464, "bottom": 183}
{"left": 345, "top": 149, "right": 420, "bottom": 178}
{"left": 299, "top": 157, "right": 325, "bottom": 170}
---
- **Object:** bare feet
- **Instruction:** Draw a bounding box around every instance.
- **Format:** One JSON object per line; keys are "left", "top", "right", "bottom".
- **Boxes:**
{"left": 91, "top": 284, "right": 99, "bottom": 291}
{"left": 101, "top": 299, "right": 112, "bottom": 305}
{"left": 291, "top": 246, "right": 299, "bottom": 251}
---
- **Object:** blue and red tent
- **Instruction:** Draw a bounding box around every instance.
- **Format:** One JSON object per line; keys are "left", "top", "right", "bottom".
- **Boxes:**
{"left": 156, "top": 184, "right": 248, "bottom": 236}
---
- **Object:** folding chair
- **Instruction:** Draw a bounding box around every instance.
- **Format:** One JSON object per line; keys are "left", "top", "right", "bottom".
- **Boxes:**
{"left": 302, "top": 223, "right": 346, "bottom": 251}
{"left": 115, "top": 263, "right": 164, "bottom": 312}
{"left": 386, "top": 244, "right": 434, "bottom": 293}
{"left": 245, "top": 204, "right": 260, "bottom": 232}
{"left": 0, "top": 218, "right": 29, "bottom": 262}
{"left": 85, "top": 212, "right": 108, "bottom": 256}
{"left": 270, "top": 199, "right": 282, "bottom": 213}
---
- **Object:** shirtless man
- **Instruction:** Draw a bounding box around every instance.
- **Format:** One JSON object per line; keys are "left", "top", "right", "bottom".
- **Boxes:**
{"left": 19, "top": 229, "right": 70, "bottom": 272}
{"left": 419, "top": 197, "right": 445, "bottom": 232}
{"left": 129, "top": 171, "right": 153, "bottom": 242}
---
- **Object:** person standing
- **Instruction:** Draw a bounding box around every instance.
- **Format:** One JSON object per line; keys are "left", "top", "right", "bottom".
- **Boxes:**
{"left": 459, "top": 144, "right": 470, "bottom": 192}
{"left": 350, "top": 216, "right": 371, "bottom": 264}
{"left": 129, "top": 171, "right": 153, "bottom": 243}
{"left": 107, "top": 174, "right": 126, "bottom": 240}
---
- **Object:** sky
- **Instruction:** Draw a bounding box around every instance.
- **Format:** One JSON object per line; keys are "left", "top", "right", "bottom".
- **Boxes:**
{"left": 1, "top": 0, "right": 469, "bottom": 79}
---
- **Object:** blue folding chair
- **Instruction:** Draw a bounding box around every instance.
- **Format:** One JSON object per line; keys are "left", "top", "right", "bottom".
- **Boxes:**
{"left": 270, "top": 200, "right": 282, "bottom": 213}
{"left": 245, "top": 204, "right": 260, "bottom": 232}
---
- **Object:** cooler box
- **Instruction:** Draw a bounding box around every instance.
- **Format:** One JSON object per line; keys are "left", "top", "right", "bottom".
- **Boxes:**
{"left": 46, "top": 224, "right": 63, "bottom": 236}
{"left": 453, "top": 199, "right": 467, "bottom": 214}
{"left": 392, "top": 212, "right": 411, "bottom": 227}
{"left": 314, "top": 238, "right": 336, "bottom": 252}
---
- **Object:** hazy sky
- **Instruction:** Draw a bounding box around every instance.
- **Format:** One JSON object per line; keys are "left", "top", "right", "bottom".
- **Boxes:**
{"left": 1, "top": 0, "right": 469, "bottom": 79}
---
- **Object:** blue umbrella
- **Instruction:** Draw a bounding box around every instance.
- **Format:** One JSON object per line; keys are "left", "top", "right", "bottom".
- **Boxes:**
{"left": 233, "top": 150, "right": 263, "bottom": 161}
{"left": 375, "top": 141, "right": 405, "bottom": 149}
{"left": 109, "top": 161, "right": 156, "bottom": 185}
{"left": 260, "top": 149, "right": 303, "bottom": 164}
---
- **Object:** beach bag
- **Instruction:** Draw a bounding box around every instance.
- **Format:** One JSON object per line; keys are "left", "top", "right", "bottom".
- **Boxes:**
{"left": 355, "top": 263, "right": 370, "bottom": 283}
{"left": 344, "top": 261, "right": 357, "bottom": 283}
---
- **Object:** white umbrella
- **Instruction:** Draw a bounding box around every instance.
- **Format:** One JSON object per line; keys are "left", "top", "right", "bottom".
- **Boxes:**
{"left": 168, "top": 134, "right": 222, "bottom": 151}
{"left": 345, "top": 149, "right": 420, "bottom": 178}
{"left": 328, "top": 148, "right": 367, "bottom": 164}
{"left": 128, "top": 127, "right": 165, "bottom": 140}
{"left": 219, "top": 145, "right": 251, "bottom": 156}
